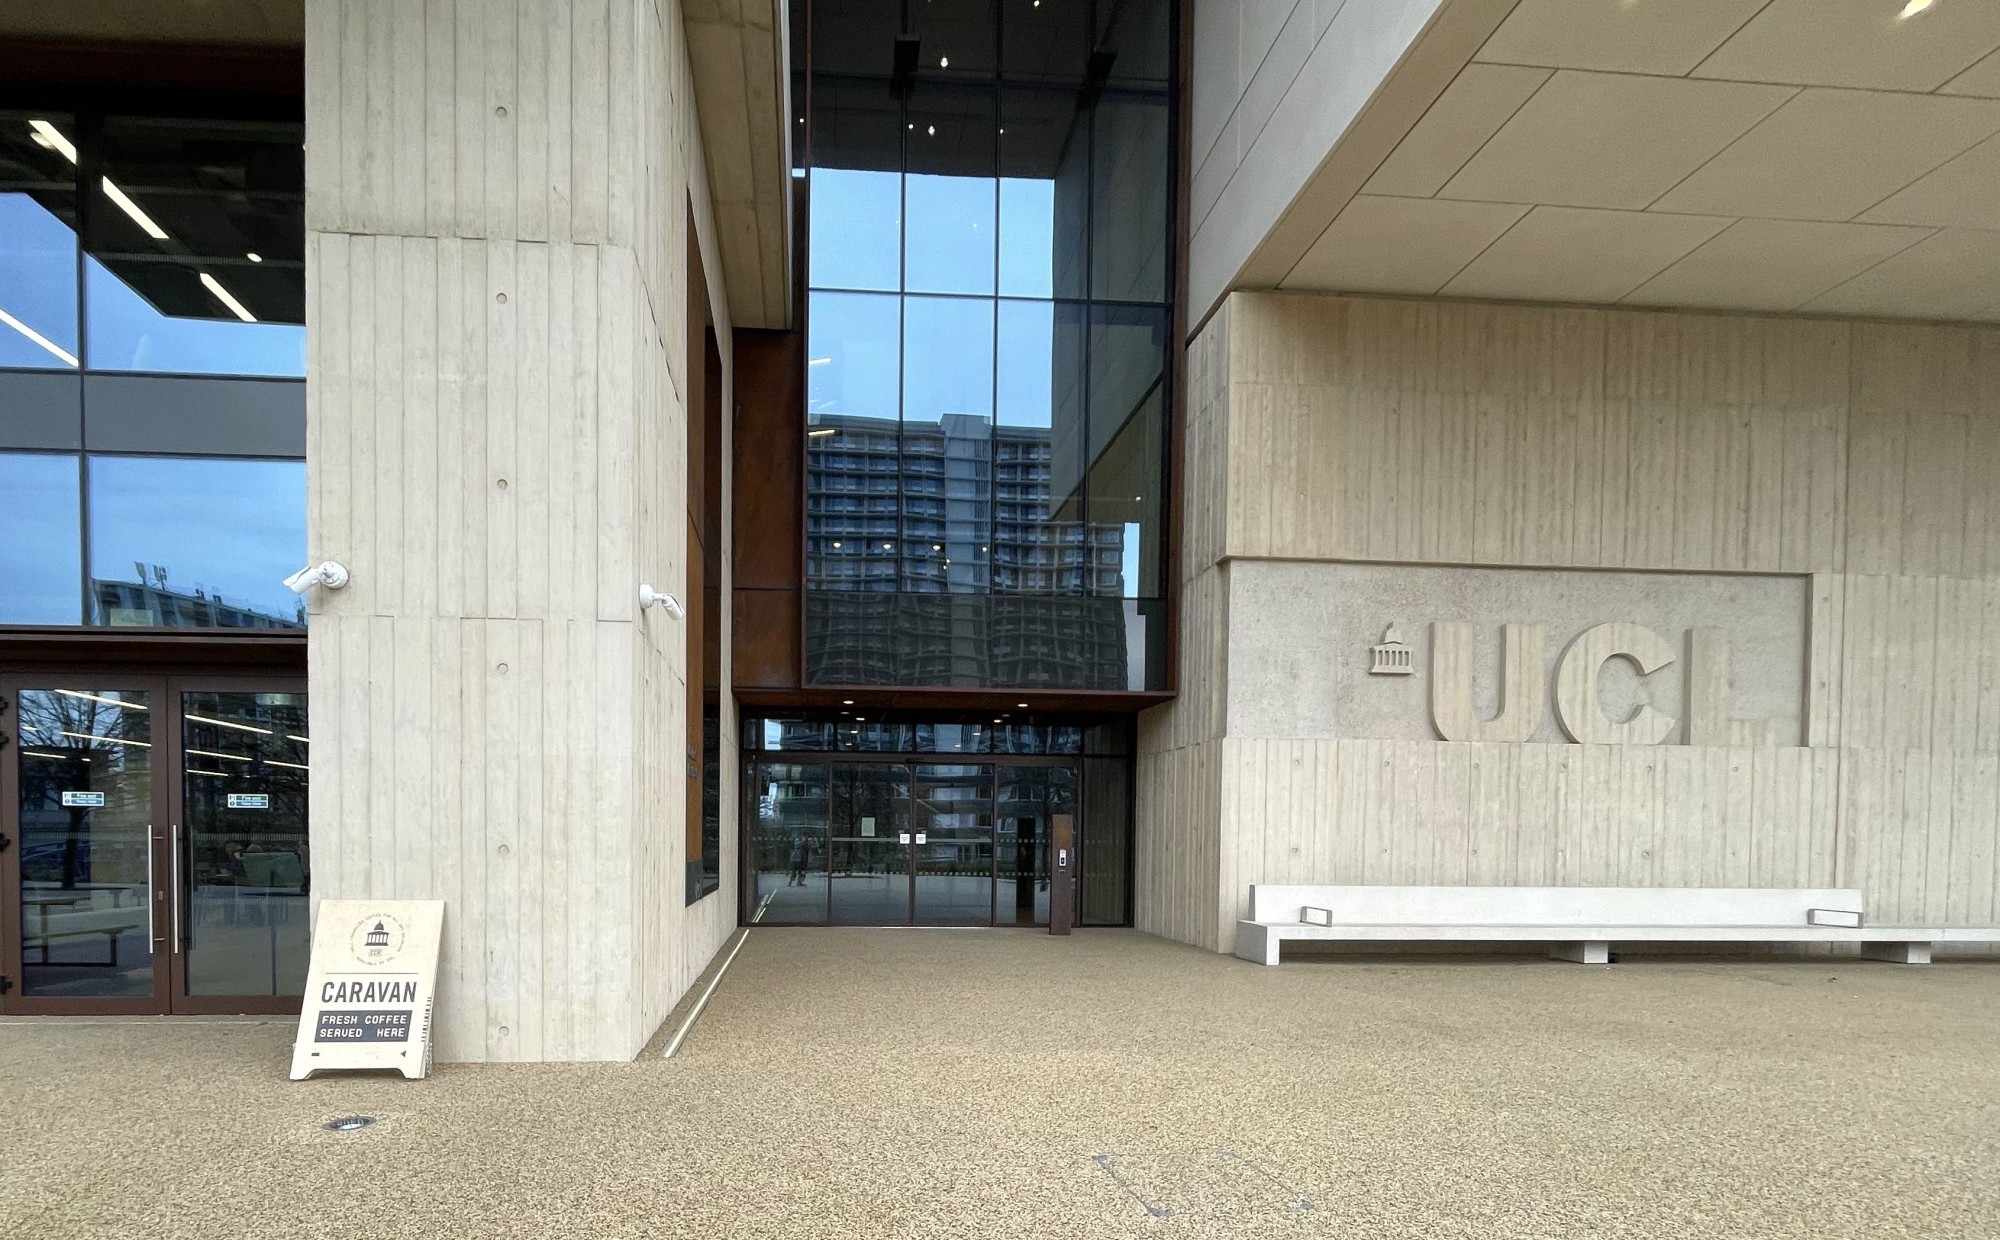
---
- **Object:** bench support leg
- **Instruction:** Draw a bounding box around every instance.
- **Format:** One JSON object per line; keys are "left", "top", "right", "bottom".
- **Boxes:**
{"left": 1860, "top": 941, "right": 1932, "bottom": 965}
{"left": 1233, "top": 922, "right": 1281, "bottom": 966}
{"left": 1550, "top": 941, "right": 1610, "bottom": 965}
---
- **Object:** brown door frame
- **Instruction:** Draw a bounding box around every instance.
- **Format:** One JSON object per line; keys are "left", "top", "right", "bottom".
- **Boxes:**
{"left": 1, "top": 669, "right": 306, "bottom": 1016}
{"left": 0, "top": 671, "right": 172, "bottom": 1015}
{"left": 744, "top": 752, "right": 1081, "bottom": 929}
{"left": 166, "top": 673, "right": 307, "bottom": 1017}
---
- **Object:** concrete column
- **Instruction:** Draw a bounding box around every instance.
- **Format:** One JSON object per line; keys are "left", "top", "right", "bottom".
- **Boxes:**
{"left": 303, "top": 0, "right": 733, "bottom": 1062}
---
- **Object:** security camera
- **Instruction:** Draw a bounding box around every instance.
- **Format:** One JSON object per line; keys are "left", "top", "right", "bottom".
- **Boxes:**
{"left": 639, "top": 584, "right": 684, "bottom": 619}
{"left": 283, "top": 561, "right": 351, "bottom": 594}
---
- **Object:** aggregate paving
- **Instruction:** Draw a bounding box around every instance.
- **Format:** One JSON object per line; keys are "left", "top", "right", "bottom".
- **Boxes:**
{"left": 3, "top": 929, "right": 1998, "bottom": 1239}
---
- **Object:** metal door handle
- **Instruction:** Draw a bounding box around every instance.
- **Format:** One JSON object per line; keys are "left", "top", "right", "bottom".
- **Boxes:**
{"left": 147, "top": 825, "right": 162, "bottom": 944}
{"left": 169, "top": 822, "right": 183, "bottom": 953}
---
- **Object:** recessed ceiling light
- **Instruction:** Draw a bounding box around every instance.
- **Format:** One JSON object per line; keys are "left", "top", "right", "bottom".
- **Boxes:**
{"left": 832, "top": 540, "right": 843, "bottom": 548}
{"left": 247, "top": 252, "right": 263, "bottom": 263}
{"left": 927, "top": 124, "right": 936, "bottom": 136}
{"left": 843, "top": 699, "right": 854, "bottom": 705}
{"left": 1900, "top": 0, "right": 1934, "bottom": 15}
{"left": 939, "top": 56, "right": 950, "bottom": 68}
{"left": 1017, "top": 702, "right": 1028, "bottom": 708}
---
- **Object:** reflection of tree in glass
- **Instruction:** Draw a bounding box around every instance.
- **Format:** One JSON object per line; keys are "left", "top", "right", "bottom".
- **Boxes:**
{"left": 17, "top": 690, "right": 150, "bottom": 890}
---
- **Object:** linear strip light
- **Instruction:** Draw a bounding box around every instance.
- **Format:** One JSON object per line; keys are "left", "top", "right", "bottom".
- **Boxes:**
{"left": 55, "top": 689, "right": 148, "bottom": 711}
{"left": 185, "top": 713, "right": 273, "bottom": 736}
{"left": 21, "top": 750, "right": 72, "bottom": 759}
{"left": 286, "top": 734, "right": 311, "bottom": 744}
{"left": 200, "top": 272, "right": 257, "bottom": 322}
{"left": 27, "top": 119, "right": 76, "bottom": 163}
{"left": 188, "top": 769, "right": 233, "bottom": 778}
{"left": 0, "top": 307, "right": 78, "bottom": 367}
{"left": 100, "top": 177, "right": 168, "bottom": 240}
{"left": 266, "top": 759, "right": 309, "bottom": 771}
{"left": 61, "top": 731, "right": 149, "bottom": 748}
{"left": 187, "top": 748, "right": 252, "bottom": 763}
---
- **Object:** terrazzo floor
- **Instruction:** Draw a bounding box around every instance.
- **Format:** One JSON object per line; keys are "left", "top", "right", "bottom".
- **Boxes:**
{"left": 4, "top": 929, "right": 1999, "bottom": 1239}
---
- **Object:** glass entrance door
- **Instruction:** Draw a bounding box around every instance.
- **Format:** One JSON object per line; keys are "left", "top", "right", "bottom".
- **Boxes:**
{"left": 4, "top": 683, "right": 165, "bottom": 1010}
{"left": 744, "top": 756, "right": 1078, "bottom": 927}
{"left": 1, "top": 675, "right": 308, "bottom": 1014}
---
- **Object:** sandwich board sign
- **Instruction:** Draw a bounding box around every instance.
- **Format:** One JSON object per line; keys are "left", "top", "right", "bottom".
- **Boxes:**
{"left": 290, "top": 900, "right": 445, "bottom": 1080}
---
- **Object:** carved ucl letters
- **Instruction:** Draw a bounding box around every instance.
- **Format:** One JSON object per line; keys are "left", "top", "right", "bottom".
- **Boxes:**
{"left": 1428, "top": 621, "right": 1769, "bottom": 746}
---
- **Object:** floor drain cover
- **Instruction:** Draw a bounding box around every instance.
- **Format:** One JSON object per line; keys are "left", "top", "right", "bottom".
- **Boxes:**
{"left": 324, "top": 1115, "right": 376, "bottom": 1132}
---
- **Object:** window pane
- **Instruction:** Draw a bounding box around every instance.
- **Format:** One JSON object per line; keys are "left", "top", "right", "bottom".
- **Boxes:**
{"left": 808, "top": 290, "right": 900, "bottom": 420}
{"left": 810, "top": 167, "right": 901, "bottom": 292}
{"left": 903, "top": 296, "right": 995, "bottom": 592}
{"left": 902, "top": 295, "right": 993, "bottom": 425}
{"left": 904, "top": 82, "right": 996, "bottom": 296}
{"left": 0, "top": 112, "right": 79, "bottom": 370}
{"left": 0, "top": 452, "right": 81, "bottom": 624}
{"left": 86, "top": 116, "right": 305, "bottom": 377}
{"left": 1090, "top": 96, "right": 1170, "bottom": 304}
{"left": 87, "top": 455, "right": 306, "bottom": 629}
{"left": 1087, "top": 304, "right": 1169, "bottom": 599}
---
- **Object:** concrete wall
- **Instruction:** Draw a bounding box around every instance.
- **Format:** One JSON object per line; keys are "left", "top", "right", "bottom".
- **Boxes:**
{"left": 305, "top": 0, "right": 737, "bottom": 1062}
{"left": 1139, "top": 290, "right": 2000, "bottom": 951}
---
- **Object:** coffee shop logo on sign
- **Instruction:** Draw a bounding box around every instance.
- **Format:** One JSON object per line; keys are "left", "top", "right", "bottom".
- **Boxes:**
{"left": 1371, "top": 621, "right": 1776, "bottom": 747}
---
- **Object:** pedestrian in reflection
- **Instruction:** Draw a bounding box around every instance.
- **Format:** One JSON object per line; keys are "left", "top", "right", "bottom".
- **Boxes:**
{"left": 787, "top": 831, "right": 809, "bottom": 886}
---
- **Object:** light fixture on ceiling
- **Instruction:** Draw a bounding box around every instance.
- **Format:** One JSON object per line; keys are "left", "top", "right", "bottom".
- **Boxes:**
{"left": 286, "top": 734, "right": 311, "bottom": 744}
{"left": 247, "top": 252, "right": 263, "bottom": 262}
{"left": 185, "top": 713, "right": 273, "bottom": 736}
{"left": 187, "top": 748, "right": 253, "bottom": 763}
{"left": 939, "top": 55, "right": 950, "bottom": 68}
{"left": 882, "top": 541, "right": 893, "bottom": 550}
{"left": 101, "top": 178, "right": 168, "bottom": 240}
{"left": 1017, "top": 702, "right": 1029, "bottom": 708}
{"left": 64, "top": 731, "right": 149, "bottom": 748}
{"left": 808, "top": 356, "right": 832, "bottom": 365}
{"left": 55, "top": 690, "right": 147, "bottom": 711}
{"left": 843, "top": 699, "right": 855, "bottom": 705}
{"left": 201, "top": 273, "right": 257, "bottom": 322}
{"left": 267, "top": 759, "right": 309, "bottom": 771}
{"left": 1900, "top": 0, "right": 1934, "bottom": 15}
{"left": 932, "top": 543, "right": 942, "bottom": 551}
{"left": 927, "top": 124, "right": 936, "bottom": 136}
{"left": 808, "top": 427, "right": 838, "bottom": 438}
{"left": 0, "top": 307, "right": 78, "bottom": 367}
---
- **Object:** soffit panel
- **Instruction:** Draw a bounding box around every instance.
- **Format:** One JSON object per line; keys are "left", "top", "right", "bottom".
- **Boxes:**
{"left": 1944, "top": 48, "right": 2000, "bottom": 98}
{"left": 1439, "top": 205, "right": 1730, "bottom": 304}
{"left": 1436, "top": 70, "right": 1793, "bottom": 210}
{"left": 1800, "top": 229, "right": 2000, "bottom": 320}
{"left": 1361, "top": 63, "right": 1551, "bottom": 198}
{"left": 1691, "top": 0, "right": 2000, "bottom": 93}
{"left": 1652, "top": 88, "right": 2000, "bottom": 222}
{"left": 1860, "top": 132, "right": 2000, "bottom": 231}
{"left": 0, "top": 2, "right": 303, "bottom": 46}
{"left": 1474, "top": 0, "right": 1769, "bottom": 77}
{"left": 1622, "top": 218, "right": 1936, "bottom": 312}
{"left": 1284, "top": 194, "right": 1530, "bottom": 294}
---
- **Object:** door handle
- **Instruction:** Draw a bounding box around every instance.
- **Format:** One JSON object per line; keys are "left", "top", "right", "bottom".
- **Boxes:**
{"left": 169, "top": 822, "right": 183, "bottom": 953}
{"left": 147, "top": 825, "right": 163, "bottom": 945}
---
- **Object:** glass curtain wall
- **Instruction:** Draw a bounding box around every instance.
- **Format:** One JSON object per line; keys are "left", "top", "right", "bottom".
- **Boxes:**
{"left": 803, "top": 0, "right": 1174, "bottom": 690}
{"left": 0, "top": 108, "right": 306, "bottom": 630}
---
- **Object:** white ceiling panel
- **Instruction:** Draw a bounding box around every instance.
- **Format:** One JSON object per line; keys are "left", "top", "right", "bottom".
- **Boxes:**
{"left": 1693, "top": 0, "right": 2000, "bottom": 93}
{"left": 1475, "top": 0, "right": 1771, "bottom": 77}
{"left": 1944, "top": 48, "right": 2000, "bottom": 98}
{"left": 1861, "top": 133, "right": 2000, "bottom": 230}
{"left": 1441, "top": 207, "right": 1730, "bottom": 304}
{"left": 1363, "top": 64, "right": 1551, "bottom": 199}
{"left": 1285, "top": 196, "right": 1532, "bottom": 294}
{"left": 1801, "top": 229, "right": 2000, "bottom": 319}
{"left": 1623, "top": 219, "right": 1935, "bottom": 311}
{"left": 1438, "top": 71, "right": 1793, "bottom": 210}
{"left": 1652, "top": 89, "right": 2000, "bottom": 222}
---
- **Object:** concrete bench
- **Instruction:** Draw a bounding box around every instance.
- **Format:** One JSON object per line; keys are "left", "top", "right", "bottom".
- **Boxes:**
{"left": 1233, "top": 885, "right": 1981, "bottom": 967}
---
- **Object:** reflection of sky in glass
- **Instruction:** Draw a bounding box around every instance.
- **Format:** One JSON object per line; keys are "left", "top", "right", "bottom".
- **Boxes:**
{"left": 89, "top": 456, "right": 305, "bottom": 623}
{"left": 996, "top": 300, "right": 1054, "bottom": 428}
{"left": 809, "top": 168, "right": 900, "bottom": 292}
{"left": 808, "top": 291, "right": 900, "bottom": 419}
{"left": 810, "top": 170, "right": 1055, "bottom": 297}
{"left": 87, "top": 259, "right": 304, "bottom": 378}
{"left": 0, "top": 452, "right": 83, "bottom": 624}
{"left": 0, "top": 195, "right": 79, "bottom": 368}
{"left": 904, "top": 297, "right": 993, "bottom": 423}
{"left": 905, "top": 174, "right": 994, "bottom": 295}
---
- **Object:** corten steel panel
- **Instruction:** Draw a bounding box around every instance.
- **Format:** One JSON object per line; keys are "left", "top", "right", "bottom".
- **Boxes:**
{"left": 731, "top": 329, "right": 805, "bottom": 592}
{"left": 734, "top": 589, "right": 802, "bottom": 692}
{"left": 732, "top": 327, "right": 805, "bottom": 692}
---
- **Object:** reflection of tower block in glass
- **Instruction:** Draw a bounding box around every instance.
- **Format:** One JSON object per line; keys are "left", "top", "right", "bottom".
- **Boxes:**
{"left": 365, "top": 921, "right": 390, "bottom": 949}
{"left": 1369, "top": 625, "right": 1414, "bottom": 676}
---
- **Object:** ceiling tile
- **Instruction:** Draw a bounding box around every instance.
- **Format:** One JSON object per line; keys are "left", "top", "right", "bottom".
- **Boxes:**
{"left": 1943, "top": 48, "right": 2000, "bottom": 98}
{"left": 1284, "top": 196, "right": 1532, "bottom": 294}
{"left": 1476, "top": 0, "right": 1770, "bottom": 76}
{"left": 1652, "top": 89, "right": 2000, "bottom": 222}
{"left": 1364, "top": 64, "right": 1552, "bottom": 199}
{"left": 1624, "top": 219, "right": 1935, "bottom": 311}
{"left": 1441, "top": 206, "right": 1730, "bottom": 304}
{"left": 1861, "top": 133, "right": 2000, "bottom": 230}
{"left": 1693, "top": 0, "right": 2000, "bottom": 93}
{"left": 1438, "top": 71, "right": 1793, "bottom": 210}
{"left": 1800, "top": 229, "right": 2000, "bottom": 319}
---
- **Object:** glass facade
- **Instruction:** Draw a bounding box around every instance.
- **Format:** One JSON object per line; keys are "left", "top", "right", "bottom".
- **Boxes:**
{"left": 0, "top": 107, "right": 307, "bottom": 631}
{"left": 803, "top": 0, "right": 1175, "bottom": 691}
